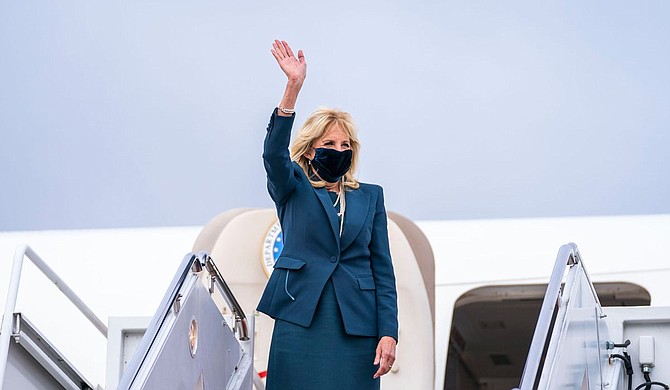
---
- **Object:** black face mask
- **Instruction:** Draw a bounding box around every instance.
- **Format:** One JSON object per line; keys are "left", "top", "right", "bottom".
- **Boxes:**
{"left": 310, "top": 148, "right": 353, "bottom": 183}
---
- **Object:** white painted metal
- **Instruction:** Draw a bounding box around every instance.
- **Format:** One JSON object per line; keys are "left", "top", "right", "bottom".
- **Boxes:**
{"left": 602, "top": 307, "right": 670, "bottom": 390}
{"left": 0, "top": 244, "right": 108, "bottom": 388}
{"left": 117, "top": 252, "right": 254, "bottom": 390}
{"left": 4, "top": 342, "right": 64, "bottom": 389}
{"left": 15, "top": 330, "right": 80, "bottom": 390}
{"left": 105, "top": 317, "right": 151, "bottom": 390}
{"left": 517, "top": 243, "right": 577, "bottom": 389}
{"left": 517, "top": 243, "right": 611, "bottom": 389}
{"left": 538, "top": 255, "right": 609, "bottom": 388}
{"left": 638, "top": 336, "right": 656, "bottom": 366}
{"left": 2, "top": 313, "right": 94, "bottom": 389}
{"left": 516, "top": 244, "right": 670, "bottom": 390}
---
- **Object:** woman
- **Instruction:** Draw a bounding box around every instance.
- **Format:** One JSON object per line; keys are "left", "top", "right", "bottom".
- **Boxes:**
{"left": 256, "top": 40, "right": 398, "bottom": 389}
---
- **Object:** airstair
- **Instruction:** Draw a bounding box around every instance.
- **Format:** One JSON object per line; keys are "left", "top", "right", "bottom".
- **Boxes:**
{"left": 516, "top": 243, "right": 670, "bottom": 390}
{"left": 3, "top": 239, "right": 669, "bottom": 389}
{"left": 0, "top": 246, "right": 256, "bottom": 390}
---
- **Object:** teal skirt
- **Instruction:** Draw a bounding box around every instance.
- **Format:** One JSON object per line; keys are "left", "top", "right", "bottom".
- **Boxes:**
{"left": 266, "top": 278, "right": 380, "bottom": 390}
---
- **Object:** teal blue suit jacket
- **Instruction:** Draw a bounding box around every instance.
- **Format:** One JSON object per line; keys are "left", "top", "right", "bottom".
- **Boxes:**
{"left": 256, "top": 110, "right": 399, "bottom": 341}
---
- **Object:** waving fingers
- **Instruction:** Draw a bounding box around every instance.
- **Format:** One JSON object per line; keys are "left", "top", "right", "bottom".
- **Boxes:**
{"left": 271, "top": 40, "right": 285, "bottom": 60}
{"left": 271, "top": 39, "right": 306, "bottom": 81}
{"left": 272, "top": 40, "right": 294, "bottom": 59}
{"left": 282, "top": 40, "right": 295, "bottom": 58}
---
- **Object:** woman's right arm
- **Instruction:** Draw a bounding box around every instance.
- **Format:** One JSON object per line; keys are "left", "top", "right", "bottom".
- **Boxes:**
{"left": 272, "top": 40, "right": 306, "bottom": 115}
{"left": 262, "top": 40, "right": 307, "bottom": 204}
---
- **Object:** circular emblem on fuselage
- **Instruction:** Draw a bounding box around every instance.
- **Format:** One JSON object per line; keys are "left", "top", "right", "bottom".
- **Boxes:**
{"left": 261, "top": 220, "right": 284, "bottom": 278}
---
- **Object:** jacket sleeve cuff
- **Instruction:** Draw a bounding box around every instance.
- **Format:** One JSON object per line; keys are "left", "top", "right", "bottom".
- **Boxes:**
{"left": 379, "top": 330, "right": 399, "bottom": 344}
{"left": 273, "top": 107, "right": 296, "bottom": 118}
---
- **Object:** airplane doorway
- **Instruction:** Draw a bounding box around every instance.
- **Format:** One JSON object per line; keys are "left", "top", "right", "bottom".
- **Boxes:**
{"left": 443, "top": 282, "right": 650, "bottom": 390}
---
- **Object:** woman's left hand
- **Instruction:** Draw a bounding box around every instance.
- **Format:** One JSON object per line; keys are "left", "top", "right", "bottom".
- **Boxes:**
{"left": 373, "top": 336, "right": 397, "bottom": 379}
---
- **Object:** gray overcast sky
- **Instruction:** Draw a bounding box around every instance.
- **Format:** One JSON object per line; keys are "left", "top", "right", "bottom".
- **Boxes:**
{"left": 1, "top": 1, "right": 669, "bottom": 231}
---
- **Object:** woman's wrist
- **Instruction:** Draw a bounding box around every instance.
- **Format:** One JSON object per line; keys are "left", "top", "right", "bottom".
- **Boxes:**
{"left": 287, "top": 73, "right": 304, "bottom": 80}
{"left": 286, "top": 78, "right": 304, "bottom": 89}
{"left": 277, "top": 80, "right": 303, "bottom": 116}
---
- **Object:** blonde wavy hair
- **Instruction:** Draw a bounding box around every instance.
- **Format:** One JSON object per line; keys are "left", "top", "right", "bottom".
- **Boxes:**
{"left": 290, "top": 108, "right": 360, "bottom": 190}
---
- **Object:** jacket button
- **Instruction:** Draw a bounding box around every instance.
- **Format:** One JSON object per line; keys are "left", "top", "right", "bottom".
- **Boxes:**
{"left": 329, "top": 256, "right": 337, "bottom": 263}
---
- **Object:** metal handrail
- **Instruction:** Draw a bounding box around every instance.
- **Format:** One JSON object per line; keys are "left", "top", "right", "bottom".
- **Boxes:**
{"left": 203, "top": 253, "right": 250, "bottom": 341}
{"left": 117, "top": 252, "right": 201, "bottom": 389}
{"left": 516, "top": 242, "right": 582, "bottom": 390}
{"left": 118, "top": 251, "right": 252, "bottom": 389}
{"left": 0, "top": 244, "right": 108, "bottom": 387}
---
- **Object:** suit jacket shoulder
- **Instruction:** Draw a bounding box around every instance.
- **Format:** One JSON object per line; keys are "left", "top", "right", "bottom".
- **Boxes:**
{"left": 356, "top": 182, "right": 384, "bottom": 199}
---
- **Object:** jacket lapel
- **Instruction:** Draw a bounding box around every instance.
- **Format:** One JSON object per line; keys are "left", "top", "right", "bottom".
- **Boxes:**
{"left": 314, "top": 187, "right": 341, "bottom": 250}
{"left": 340, "top": 189, "right": 371, "bottom": 251}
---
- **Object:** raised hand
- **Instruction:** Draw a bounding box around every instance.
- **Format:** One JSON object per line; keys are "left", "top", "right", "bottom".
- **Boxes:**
{"left": 271, "top": 40, "right": 306, "bottom": 83}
